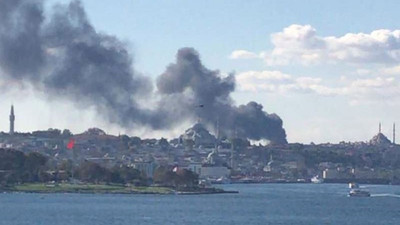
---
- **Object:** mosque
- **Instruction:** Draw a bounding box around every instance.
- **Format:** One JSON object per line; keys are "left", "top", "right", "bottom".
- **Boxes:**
{"left": 369, "top": 122, "right": 395, "bottom": 146}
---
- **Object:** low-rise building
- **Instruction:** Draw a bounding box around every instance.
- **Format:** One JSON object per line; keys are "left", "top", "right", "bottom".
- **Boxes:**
{"left": 200, "top": 164, "right": 230, "bottom": 179}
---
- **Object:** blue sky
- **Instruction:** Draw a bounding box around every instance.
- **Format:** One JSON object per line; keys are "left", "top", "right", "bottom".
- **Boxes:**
{"left": 45, "top": 0, "right": 400, "bottom": 73}
{"left": 2, "top": 0, "right": 400, "bottom": 143}
{"left": 65, "top": 0, "right": 399, "bottom": 73}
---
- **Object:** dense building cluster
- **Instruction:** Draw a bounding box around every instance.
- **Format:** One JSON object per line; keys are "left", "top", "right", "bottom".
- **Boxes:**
{"left": 1, "top": 106, "right": 400, "bottom": 185}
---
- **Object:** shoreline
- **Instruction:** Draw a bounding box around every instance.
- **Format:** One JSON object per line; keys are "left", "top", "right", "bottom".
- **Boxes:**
{"left": 4, "top": 181, "right": 397, "bottom": 195}
{"left": 230, "top": 179, "right": 399, "bottom": 185}
{"left": 0, "top": 183, "right": 239, "bottom": 195}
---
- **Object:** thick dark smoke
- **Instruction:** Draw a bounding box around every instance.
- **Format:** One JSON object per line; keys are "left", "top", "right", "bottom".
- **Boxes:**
{"left": 0, "top": 0, "right": 44, "bottom": 79}
{"left": 42, "top": 2, "right": 156, "bottom": 126}
{"left": 0, "top": 0, "right": 287, "bottom": 144}
{"left": 157, "top": 48, "right": 287, "bottom": 144}
{"left": 0, "top": 0, "right": 157, "bottom": 127}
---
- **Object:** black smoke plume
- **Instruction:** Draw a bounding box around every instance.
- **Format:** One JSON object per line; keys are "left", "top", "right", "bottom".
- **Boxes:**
{"left": 0, "top": 0, "right": 44, "bottom": 79}
{"left": 157, "top": 48, "right": 287, "bottom": 144}
{"left": 0, "top": 0, "right": 287, "bottom": 144}
{"left": 0, "top": 0, "right": 157, "bottom": 127}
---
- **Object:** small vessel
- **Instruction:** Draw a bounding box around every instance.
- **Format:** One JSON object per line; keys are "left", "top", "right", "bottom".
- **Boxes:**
{"left": 311, "top": 175, "right": 323, "bottom": 184}
{"left": 348, "top": 182, "right": 359, "bottom": 189}
{"left": 348, "top": 182, "right": 370, "bottom": 197}
{"left": 210, "top": 176, "right": 231, "bottom": 184}
{"left": 349, "top": 188, "right": 371, "bottom": 197}
{"left": 199, "top": 179, "right": 212, "bottom": 187}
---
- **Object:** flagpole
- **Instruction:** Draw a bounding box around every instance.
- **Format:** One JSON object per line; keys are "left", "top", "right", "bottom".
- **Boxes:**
{"left": 67, "top": 139, "right": 76, "bottom": 184}
{"left": 71, "top": 149, "right": 75, "bottom": 183}
{"left": 72, "top": 143, "right": 76, "bottom": 184}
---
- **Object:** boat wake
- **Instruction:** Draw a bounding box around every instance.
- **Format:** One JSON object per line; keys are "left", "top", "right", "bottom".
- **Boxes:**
{"left": 371, "top": 194, "right": 400, "bottom": 198}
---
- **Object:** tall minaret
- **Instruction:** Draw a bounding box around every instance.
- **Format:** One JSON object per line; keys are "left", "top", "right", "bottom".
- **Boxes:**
{"left": 393, "top": 123, "right": 396, "bottom": 144}
{"left": 9, "top": 105, "right": 15, "bottom": 135}
{"left": 215, "top": 117, "right": 220, "bottom": 152}
{"left": 230, "top": 126, "right": 238, "bottom": 170}
{"left": 379, "top": 122, "right": 382, "bottom": 134}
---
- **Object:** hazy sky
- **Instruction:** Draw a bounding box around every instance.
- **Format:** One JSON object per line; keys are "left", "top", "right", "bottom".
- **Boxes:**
{"left": 1, "top": 0, "right": 400, "bottom": 143}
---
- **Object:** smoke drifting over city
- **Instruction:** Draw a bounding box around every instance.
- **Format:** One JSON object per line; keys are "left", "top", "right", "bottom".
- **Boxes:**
{"left": 157, "top": 48, "right": 287, "bottom": 144}
{"left": 0, "top": 0, "right": 287, "bottom": 144}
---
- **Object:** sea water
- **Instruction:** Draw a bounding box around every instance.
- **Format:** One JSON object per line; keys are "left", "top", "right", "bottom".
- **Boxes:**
{"left": 1, "top": 183, "right": 399, "bottom": 225}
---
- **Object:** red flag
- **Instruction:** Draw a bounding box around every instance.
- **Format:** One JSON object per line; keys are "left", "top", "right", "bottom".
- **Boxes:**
{"left": 67, "top": 139, "right": 75, "bottom": 149}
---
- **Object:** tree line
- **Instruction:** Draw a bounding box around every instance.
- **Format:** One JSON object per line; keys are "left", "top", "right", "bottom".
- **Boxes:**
{"left": 0, "top": 148, "right": 198, "bottom": 188}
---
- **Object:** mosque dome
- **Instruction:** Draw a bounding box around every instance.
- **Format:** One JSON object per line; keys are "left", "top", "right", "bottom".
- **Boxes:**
{"left": 370, "top": 133, "right": 391, "bottom": 146}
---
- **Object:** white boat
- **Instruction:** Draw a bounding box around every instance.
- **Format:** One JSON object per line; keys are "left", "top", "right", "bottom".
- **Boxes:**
{"left": 349, "top": 188, "right": 370, "bottom": 197}
{"left": 199, "top": 179, "right": 212, "bottom": 187}
{"left": 210, "top": 176, "right": 231, "bottom": 184}
{"left": 311, "top": 175, "right": 323, "bottom": 184}
{"left": 348, "top": 182, "right": 370, "bottom": 197}
{"left": 348, "top": 182, "right": 359, "bottom": 189}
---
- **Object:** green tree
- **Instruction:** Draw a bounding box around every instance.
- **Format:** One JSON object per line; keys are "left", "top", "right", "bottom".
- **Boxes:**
{"left": 111, "top": 166, "right": 144, "bottom": 184}
{"left": 24, "top": 152, "right": 48, "bottom": 182}
{"left": 62, "top": 129, "right": 73, "bottom": 137}
{"left": 77, "top": 161, "right": 110, "bottom": 184}
{"left": 153, "top": 166, "right": 198, "bottom": 187}
{"left": 175, "top": 169, "right": 198, "bottom": 187}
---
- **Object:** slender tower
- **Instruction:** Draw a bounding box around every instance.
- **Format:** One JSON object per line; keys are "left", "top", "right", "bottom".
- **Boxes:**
{"left": 9, "top": 105, "right": 15, "bottom": 135}
{"left": 230, "top": 126, "right": 237, "bottom": 170}
{"left": 379, "top": 122, "right": 382, "bottom": 134}
{"left": 393, "top": 123, "right": 396, "bottom": 144}
{"left": 215, "top": 117, "right": 220, "bottom": 152}
{"left": 216, "top": 118, "right": 220, "bottom": 141}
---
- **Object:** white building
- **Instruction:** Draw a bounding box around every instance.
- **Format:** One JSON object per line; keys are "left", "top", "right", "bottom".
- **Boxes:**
{"left": 187, "top": 163, "right": 230, "bottom": 179}
{"left": 199, "top": 165, "right": 230, "bottom": 179}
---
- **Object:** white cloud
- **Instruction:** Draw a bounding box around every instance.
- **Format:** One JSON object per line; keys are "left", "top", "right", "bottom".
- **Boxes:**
{"left": 344, "top": 77, "right": 400, "bottom": 105}
{"left": 350, "top": 77, "right": 395, "bottom": 88}
{"left": 356, "top": 69, "right": 371, "bottom": 75}
{"left": 295, "top": 77, "right": 322, "bottom": 85}
{"left": 229, "top": 50, "right": 260, "bottom": 59}
{"left": 236, "top": 70, "right": 292, "bottom": 92}
{"left": 236, "top": 70, "right": 291, "bottom": 81}
{"left": 236, "top": 70, "right": 400, "bottom": 104}
{"left": 381, "top": 65, "right": 400, "bottom": 75}
{"left": 236, "top": 70, "right": 336, "bottom": 95}
{"left": 232, "top": 24, "right": 400, "bottom": 65}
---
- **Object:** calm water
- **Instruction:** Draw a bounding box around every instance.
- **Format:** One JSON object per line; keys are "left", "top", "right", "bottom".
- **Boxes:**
{"left": 1, "top": 183, "right": 400, "bottom": 225}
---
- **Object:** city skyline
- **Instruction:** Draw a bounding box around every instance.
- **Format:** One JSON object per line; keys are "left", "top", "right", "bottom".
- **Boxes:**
{"left": 0, "top": 0, "right": 400, "bottom": 143}
{"left": 1, "top": 1, "right": 400, "bottom": 224}
{"left": 1, "top": 103, "right": 397, "bottom": 145}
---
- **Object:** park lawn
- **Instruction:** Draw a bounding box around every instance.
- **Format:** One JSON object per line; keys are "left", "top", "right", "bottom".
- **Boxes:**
{"left": 14, "top": 183, "right": 123, "bottom": 193}
{"left": 12, "top": 183, "right": 174, "bottom": 194}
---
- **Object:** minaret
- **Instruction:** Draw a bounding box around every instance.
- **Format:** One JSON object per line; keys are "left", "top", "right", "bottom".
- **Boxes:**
{"left": 230, "top": 126, "right": 238, "bottom": 170}
{"left": 379, "top": 122, "right": 382, "bottom": 134}
{"left": 215, "top": 117, "right": 220, "bottom": 152}
{"left": 216, "top": 118, "right": 220, "bottom": 141}
{"left": 393, "top": 123, "right": 396, "bottom": 144}
{"left": 9, "top": 105, "right": 15, "bottom": 135}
